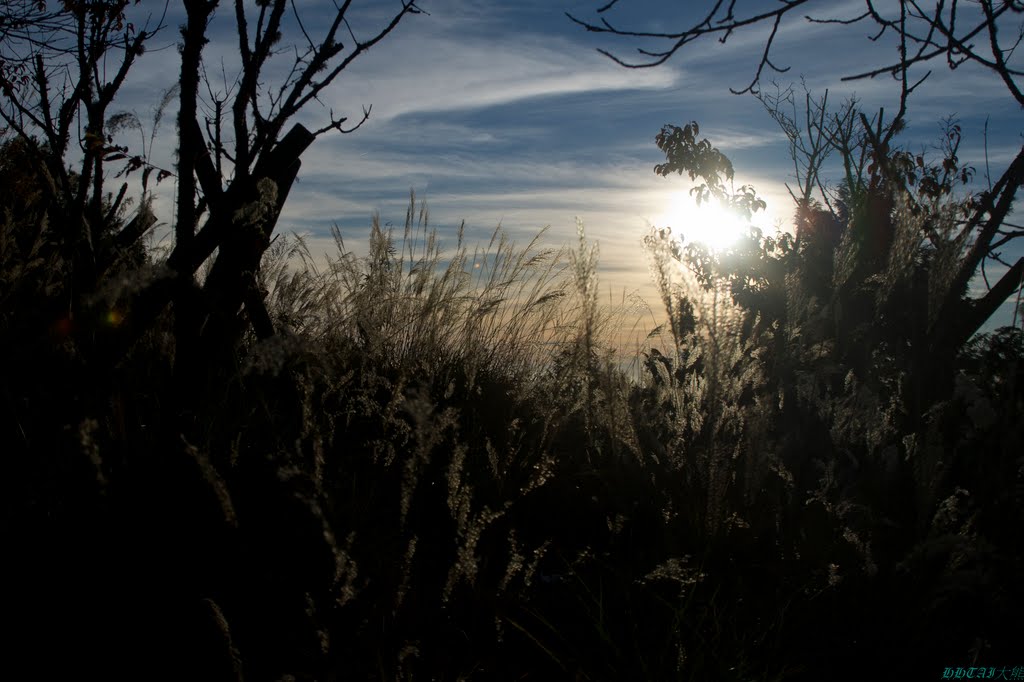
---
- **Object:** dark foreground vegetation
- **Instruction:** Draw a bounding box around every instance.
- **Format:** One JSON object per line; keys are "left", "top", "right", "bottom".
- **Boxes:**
{"left": 3, "top": 0, "right": 1023, "bottom": 678}
{"left": 2, "top": 116, "right": 1022, "bottom": 680}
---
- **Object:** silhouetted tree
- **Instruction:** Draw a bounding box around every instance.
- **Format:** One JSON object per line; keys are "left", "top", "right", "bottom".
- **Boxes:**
{"left": 1, "top": 2, "right": 425, "bottom": 676}
{"left": 646, "top": 108, "right": 1008, "bottom": 426}
{"left": 574, "top": 1, "right": 1024, "bottom": 355}
{"left": 1, "top": 0, "right": 425, "bottom": 422}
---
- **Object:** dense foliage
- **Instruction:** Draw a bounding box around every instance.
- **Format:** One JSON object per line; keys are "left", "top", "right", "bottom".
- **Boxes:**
{"left": 2, "top": 111, "right": 1022, "bottom": 681}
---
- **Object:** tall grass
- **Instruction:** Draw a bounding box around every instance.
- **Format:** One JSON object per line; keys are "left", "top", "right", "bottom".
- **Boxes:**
{"left": 255, "top": 193, "right": 576, "bottom": 398}
{"left": 2, "top": 187, "right": 1020, "bottom": 681}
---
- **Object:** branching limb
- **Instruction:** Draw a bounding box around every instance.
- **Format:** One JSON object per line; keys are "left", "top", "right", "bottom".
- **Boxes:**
{"left": 572, "top": 0, "right": 1024, "bottom": 106}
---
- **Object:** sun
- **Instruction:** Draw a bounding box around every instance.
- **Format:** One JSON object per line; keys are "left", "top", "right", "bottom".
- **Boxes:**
{"left": 655, "top": 191, "right": 749, "bottom": 252}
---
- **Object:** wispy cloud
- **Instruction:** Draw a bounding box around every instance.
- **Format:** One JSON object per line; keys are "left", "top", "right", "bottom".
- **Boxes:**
{"left": 311, "top": 36, "right": 679, "bottom": 125}
{"left": 105, "top": 0, "right": 1021, "bottom": 332}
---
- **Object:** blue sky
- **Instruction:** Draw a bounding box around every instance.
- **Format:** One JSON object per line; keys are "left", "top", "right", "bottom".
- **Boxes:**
{"left": 117, "top": 0, "right": 1023, "bottom": 334}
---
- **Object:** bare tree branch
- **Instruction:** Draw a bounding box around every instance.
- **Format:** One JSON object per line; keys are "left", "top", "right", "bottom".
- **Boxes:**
{"left": 570, "top": 1, "right": 1024, "bottom": 106}
{"left": 568, "top": 0, "right": 813, "bottom": 73}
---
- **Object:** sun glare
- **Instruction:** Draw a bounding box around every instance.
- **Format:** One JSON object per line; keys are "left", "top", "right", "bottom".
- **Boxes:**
{"left": 656, "top": 191, "right": 750, "bottom": 252}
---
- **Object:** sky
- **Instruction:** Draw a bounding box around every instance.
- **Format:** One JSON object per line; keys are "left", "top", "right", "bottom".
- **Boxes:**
{"left": 114, "top": 0, "right": 1024, "bottom": 340}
